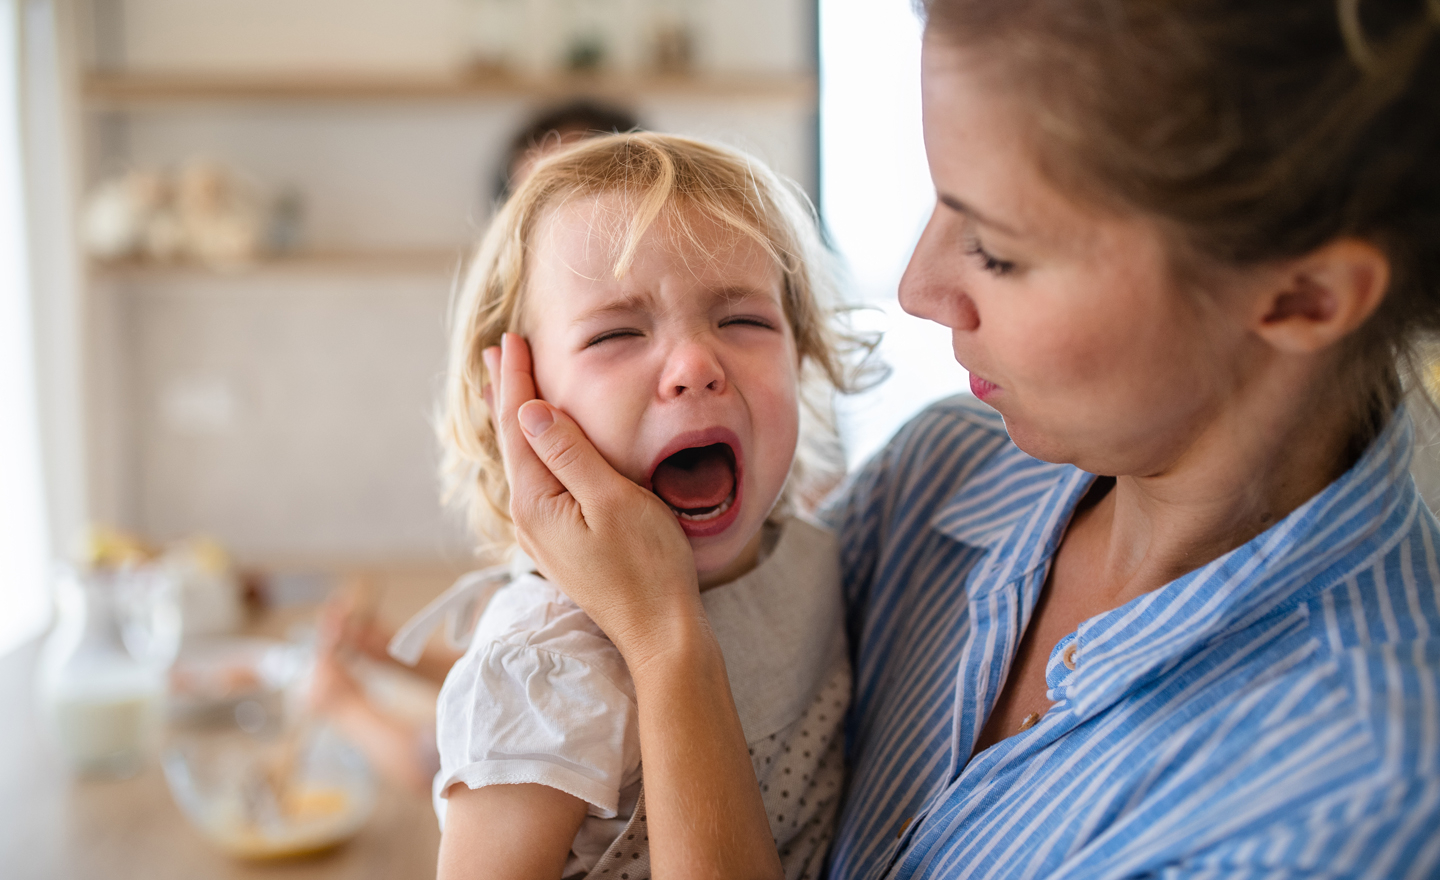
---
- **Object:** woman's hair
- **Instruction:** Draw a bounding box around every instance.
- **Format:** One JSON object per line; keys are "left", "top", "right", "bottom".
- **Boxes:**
{"left": 922, "top": 0, "right": 1440, "bottom": 443}
{"left": 442, "top": 132, "right": 867, "bottom": 554}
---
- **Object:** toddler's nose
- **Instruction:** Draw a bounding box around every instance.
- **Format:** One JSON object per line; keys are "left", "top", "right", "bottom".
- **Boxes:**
{"left": 661, "top": 338, "right": 726, "bottom": 398}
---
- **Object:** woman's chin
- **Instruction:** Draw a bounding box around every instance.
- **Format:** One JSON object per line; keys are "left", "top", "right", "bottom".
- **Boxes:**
{"left": 1000, "top": 415, "right": 1082, "bottom": 467}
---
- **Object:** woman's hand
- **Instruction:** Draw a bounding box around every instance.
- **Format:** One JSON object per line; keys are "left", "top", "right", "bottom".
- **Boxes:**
{"left": 487, "top": 333, "right": 782, "bottom": 880}
{"left": 485, "top": 333, "right": 705, "bottom": 665}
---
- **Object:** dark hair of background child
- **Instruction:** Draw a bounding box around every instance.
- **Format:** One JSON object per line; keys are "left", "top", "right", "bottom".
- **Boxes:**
{"left": 492, "top": 100, "right": 642, "bottom": 202}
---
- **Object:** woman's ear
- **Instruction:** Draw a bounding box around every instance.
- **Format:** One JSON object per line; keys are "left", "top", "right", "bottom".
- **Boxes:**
{"left": 1251, "top": 238, "right": 1390, "bottom": 354}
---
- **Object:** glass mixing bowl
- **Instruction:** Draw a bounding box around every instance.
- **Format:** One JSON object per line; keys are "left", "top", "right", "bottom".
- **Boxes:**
{"left": 162, "top": 694, "right": 375, "bottom": 859}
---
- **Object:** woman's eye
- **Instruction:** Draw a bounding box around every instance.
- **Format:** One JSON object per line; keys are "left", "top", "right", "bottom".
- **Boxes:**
{"left": 586, "top": 328, "right": 643, "bottom": 347}
{"left": 963, "top": 234, "right": 1018, "bottom": 277}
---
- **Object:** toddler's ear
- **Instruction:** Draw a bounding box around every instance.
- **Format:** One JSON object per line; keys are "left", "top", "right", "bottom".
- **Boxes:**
{"left": 1251, "top": 238, "right": 1389, "bottom": 354}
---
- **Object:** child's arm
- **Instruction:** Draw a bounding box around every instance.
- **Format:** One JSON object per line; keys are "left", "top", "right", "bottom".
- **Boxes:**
{"left": 437, "top": 783, "right": 588, "bottom": 880}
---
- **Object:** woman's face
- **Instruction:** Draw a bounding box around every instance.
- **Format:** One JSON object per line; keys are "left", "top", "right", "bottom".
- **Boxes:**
{"left": 902, "top": 38, "right": 1257, "bottom": 477}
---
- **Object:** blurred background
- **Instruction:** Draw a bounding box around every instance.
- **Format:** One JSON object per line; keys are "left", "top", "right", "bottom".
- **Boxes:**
{"left": 0, "top": 1, "right": 968, "bottom": 876}
{"left": 3, "top": 0, "right": 961, "bottom": 646}
{"left": 4, "top": 2, "right": 1439, "bottom": 877}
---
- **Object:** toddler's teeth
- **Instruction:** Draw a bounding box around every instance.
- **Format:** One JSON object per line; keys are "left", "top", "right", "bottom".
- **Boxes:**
{"left": 671, "top": 490, "right": 735, "bottom": 523}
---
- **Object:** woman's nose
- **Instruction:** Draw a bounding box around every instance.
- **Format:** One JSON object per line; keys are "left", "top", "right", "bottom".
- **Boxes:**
{"left": 660, "top": 337, "right": 726, "bottom": 398}
{"left": 899, "top": 208, "right": 980, "bottom": 332}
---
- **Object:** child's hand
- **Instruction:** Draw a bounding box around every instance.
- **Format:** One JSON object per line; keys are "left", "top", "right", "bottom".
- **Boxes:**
{"left": 309, "top": 583, "right": 372, "bottom": 715}
{"left": 486, "top": 333, "right": 704, "bottom": 668}
{"left": 308, "top": 646, "right": 366, "bottom": 717}
{"left": 316, "top": 578, "right": 387, "bottom": 658}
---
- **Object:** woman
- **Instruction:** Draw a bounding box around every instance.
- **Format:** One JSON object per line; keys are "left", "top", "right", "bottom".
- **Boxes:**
{"left": 484, "top": 0, "right": 1440, "bottom": 876}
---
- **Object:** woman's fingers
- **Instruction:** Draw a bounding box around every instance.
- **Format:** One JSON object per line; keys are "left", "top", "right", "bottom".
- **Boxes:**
{"left": 516, "top": 400, "right": 628, "bottom": 518}
{"left": 496, "top": 333, "right": 634, "bottom": 522}
{"left": 489, "top": 334, "right": 566, "bottom": 504}
{"left": 486, "top": 333, "right": 699, "bottom": 653}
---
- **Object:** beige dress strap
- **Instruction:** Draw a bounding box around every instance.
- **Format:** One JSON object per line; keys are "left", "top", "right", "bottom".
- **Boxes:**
{"left": 582, "top": 786, "right": 650, "bottom": 880}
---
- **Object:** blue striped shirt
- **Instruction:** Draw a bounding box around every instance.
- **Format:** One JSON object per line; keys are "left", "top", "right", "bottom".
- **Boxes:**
{"left": 821, "top": 395, "right": 1440, "bottom": 879}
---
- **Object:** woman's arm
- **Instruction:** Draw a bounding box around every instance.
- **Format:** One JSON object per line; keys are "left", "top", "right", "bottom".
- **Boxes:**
{"left": 486, "top": 335, "right": 782, "bottom": 880}
{"left": 437, "top": 783, "right": 587, "bottom": 880}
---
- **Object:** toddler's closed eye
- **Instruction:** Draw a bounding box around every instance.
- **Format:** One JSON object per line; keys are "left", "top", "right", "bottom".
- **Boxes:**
{"left": 586, "top": 328, "right": 645, "bottom": 347}
{"left": 720, "top": 316, "right": 778, "bottom": 330}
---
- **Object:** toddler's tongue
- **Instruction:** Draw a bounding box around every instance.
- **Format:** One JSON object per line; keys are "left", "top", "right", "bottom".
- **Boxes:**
{"left": 651, "top": 445, "right": 735, "bottom": 512}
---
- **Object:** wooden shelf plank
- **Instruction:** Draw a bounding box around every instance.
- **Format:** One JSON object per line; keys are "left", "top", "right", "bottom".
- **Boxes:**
{"left": 89, "top": 249, "right": 465, "bottom": 280}
{"left": 83, "top": 70, "right": 817, "bottom": 107}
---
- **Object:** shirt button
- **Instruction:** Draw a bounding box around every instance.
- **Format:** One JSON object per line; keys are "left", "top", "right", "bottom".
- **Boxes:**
{"left": 1062, "top": 643, "right": 1078, "bottom": 670}
{"left": 897, "top": 816, "right": 912, "bottom": 839}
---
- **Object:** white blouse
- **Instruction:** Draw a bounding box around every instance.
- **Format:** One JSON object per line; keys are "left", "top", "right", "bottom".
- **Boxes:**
{"left": 412, "top": 516, "right": 849, "bottom": 880}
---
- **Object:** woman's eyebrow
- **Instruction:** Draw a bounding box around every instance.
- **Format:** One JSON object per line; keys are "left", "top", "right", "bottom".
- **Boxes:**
{"left": 938, "top": 193, "right": 1023, "bottom": 237}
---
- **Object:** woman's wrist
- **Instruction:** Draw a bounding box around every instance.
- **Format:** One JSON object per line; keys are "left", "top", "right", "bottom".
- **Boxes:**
{"left": 610, "top": 596, "right": 718, "bottom": 687}
{"left": 622, "top": 600, "right": 783, "bottom": 880}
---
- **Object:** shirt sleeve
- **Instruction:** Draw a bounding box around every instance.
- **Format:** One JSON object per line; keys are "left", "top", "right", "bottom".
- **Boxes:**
{"left": 432, "top": 587, "right": 640, "bottom": 824}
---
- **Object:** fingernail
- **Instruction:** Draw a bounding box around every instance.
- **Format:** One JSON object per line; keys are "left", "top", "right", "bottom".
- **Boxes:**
{"left": 518, "top": 401, "right": 554, "bottom": 436}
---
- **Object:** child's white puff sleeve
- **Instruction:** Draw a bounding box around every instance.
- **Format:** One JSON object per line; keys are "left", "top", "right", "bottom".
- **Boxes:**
{"left": 432, "top": 574, "right": 640, "bottom": 823}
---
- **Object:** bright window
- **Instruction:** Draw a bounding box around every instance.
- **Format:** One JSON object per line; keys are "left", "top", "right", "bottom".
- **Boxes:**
{"left": 0, "top": 0, "right": 53, "bottom": 655}
{"left": 819, "top": 0, "right": 970, "bottom": 469}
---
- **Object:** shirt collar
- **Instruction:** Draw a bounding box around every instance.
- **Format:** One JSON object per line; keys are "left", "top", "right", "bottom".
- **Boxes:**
{"left": 929, "top": 405, "right": 1421, "bottom": 715}
{"left": 1062, "top": 407, "right": 1422, "bottom": 716}
{"left": 930, "top": 439, "right": 1094, "bottom": 598}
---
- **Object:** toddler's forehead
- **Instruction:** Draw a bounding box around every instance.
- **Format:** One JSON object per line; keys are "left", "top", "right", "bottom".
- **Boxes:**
{"left": 534, "top": 193, "right": 771, "bottom": 267}
{"left": 522, "top": 193, "right": 790, "bottom": 338}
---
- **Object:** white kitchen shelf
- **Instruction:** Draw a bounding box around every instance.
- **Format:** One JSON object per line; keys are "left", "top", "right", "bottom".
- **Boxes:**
{"left": 83, "top": 70, "right": 817, "bottom": 107}
{"left": 88, "top": 249, "right": 466, "bottom": 280}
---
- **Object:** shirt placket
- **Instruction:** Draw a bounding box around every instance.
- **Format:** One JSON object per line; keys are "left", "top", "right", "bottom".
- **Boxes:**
{"left": 881, "top": 565, "right": 1035, "bottom": 878}
{"left": 888, "top": 573, "right": 1095, "bottom": 880}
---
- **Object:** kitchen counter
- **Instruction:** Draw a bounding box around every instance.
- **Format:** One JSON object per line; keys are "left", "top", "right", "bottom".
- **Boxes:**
{"left": 0, "top": 567, "right": 467, "bottom": 879}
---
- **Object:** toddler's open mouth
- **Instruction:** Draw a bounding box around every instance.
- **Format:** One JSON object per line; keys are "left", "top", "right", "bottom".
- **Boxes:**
{"left": 651, "top": 443, "right": 736, "bottom": 521}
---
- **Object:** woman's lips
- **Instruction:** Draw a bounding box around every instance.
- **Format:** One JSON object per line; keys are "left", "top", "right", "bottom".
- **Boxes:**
{"left": 969, "top": 372, "right": 1000, "bottom": 401}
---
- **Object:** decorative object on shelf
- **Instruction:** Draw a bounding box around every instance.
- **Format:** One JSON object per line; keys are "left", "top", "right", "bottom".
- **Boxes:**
{"left": 650, "top": 0, "right": 698, "bottom": 74}
{"left": 82, "top": 159, "right": 295, "bottom": 271}
{"left": 459, "top": 0, "right": 526, "bottom": 77}
{"left": 266, "top": 186, "right": 306, "bottom": 256}
{"left": 559, "top": 0, "right": 616, "bottom": 72}
{"left": 173, "top": 159, "right": 266, "bottom": 270}
{"left": 80, "top": 168, "right": 170, "bottom": 260}
{"left": 565, "top": 34, "right": 608, "bottom": 72}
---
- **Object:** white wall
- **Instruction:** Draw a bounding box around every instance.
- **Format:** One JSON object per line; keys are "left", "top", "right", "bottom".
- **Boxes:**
{"left": 101, "top": 272, "right": 473, "bottom": 563}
